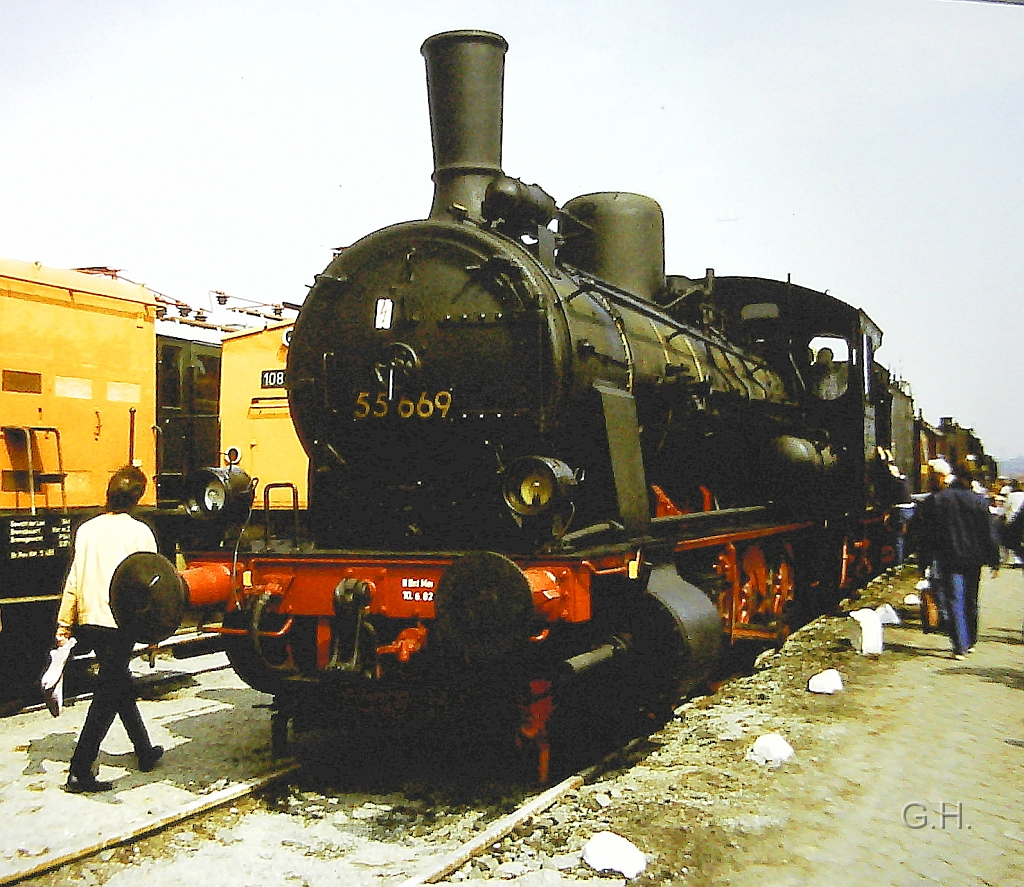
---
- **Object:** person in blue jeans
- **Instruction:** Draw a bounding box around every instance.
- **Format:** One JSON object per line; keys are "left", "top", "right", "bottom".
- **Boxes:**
{"left": 914, "top": 464, "right": 1001, "bottom": 659}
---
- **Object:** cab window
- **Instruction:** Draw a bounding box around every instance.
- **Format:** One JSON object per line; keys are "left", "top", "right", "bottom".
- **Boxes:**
{"left": 807, "top": 335, "right": 849, "bottom": 401}
{"left": 158, "top": 344, "right": 182, "bottom": 409}
{"left": 192, "top": 353, "right": 221, "bottom": 415}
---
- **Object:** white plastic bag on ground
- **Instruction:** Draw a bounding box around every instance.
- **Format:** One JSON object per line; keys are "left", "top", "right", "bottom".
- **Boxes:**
{"left": 746, "top": 733, "right": 795, "bottom": 768}
{"left": 807, "top": 668, "right": 844, "bottom": 694}
{"left": 876, "top": 603, "right": 901, "bottom": 625}
{"left": 581, "top": 831, "right": 647, "bottom": 879}
{"left": 850, "top": 608, "right": 884, "bottom": 654}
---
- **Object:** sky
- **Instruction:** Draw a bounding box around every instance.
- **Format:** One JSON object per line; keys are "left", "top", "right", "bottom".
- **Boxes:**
{"left": 1, "top": 0, "right": 1022, "bottom": 459}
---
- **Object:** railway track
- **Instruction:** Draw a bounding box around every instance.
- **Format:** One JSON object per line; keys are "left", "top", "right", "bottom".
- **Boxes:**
{"left": 1, "top": 558, "right": 914, "bottom": 887}
{"left": 3, "top": 598, "right": 800, "bottom": 887}
{"left": 3, "top": 763, "right": 302, "bottom": 886}
{"left": 2, "top": 650, "right": 649, "bottom": 887}
{"left": 3, "top": 578, "right": 843, "bottom": 887}
{"left": 9, "top": 767, "right": 599, "bottom": 887}
{"left": 3, "top": 602, "right": 863, "bottom": 887}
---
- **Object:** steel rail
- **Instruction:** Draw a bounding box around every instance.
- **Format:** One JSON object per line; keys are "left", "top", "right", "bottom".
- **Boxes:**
{"left": 398, "top": 772, "right": 585, "bottom": 886}
{"left": 0, "top": 763, "right": 301, "bottom": 886}
{"left": 398, "top": 733, "right": 651, "bottom": 886}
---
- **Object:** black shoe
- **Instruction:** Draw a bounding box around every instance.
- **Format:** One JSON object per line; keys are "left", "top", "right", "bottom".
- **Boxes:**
{"left": 65, "top": 772, "right": 114, "bottom": 793}
{"left": 138, "top": 745, "right": 164, "bottom": 773}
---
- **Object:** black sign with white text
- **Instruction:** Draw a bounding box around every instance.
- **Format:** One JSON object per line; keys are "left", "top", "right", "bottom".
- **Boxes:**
{"left": 261, "top": 369, "right": 286, "bottom": 389}
{"left": 1, "top": 514, "right": 72, "bottom": 563}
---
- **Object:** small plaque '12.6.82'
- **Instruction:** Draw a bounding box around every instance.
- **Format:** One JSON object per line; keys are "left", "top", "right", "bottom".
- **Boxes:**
{"left": 261, "top": 369, "right": 286, "bottom": 389}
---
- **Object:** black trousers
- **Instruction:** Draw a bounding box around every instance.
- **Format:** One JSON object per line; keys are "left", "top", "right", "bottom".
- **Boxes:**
{"left": 70, "top": 625, "right": 152, "bottom": 776}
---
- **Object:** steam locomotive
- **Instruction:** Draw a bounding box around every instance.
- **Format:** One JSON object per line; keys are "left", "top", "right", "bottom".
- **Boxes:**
{"left": 176, "top": 31, "right": 929, "bottom": 779}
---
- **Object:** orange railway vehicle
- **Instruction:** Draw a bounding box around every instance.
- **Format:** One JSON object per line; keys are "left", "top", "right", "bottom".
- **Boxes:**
{"left": 0, "top": 258, "right": 231, "bottom": 702}
{"left": 0, "top": 259, "right": 160, "bottom": 697}
{"left": 1, "top": 258, "right": 159, "bottom": 511}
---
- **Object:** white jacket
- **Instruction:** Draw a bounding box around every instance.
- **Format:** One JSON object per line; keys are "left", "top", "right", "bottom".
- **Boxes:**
{"left": 57, "top": 512, "right": 158, "bottom": 629}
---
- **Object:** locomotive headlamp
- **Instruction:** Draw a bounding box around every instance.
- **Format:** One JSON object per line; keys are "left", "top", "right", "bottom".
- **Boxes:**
{"left": 185, "top": 466, "right": 254, "bottom": 520}
{"left": 502, "top": 456, "right": 576, "bottom": 517}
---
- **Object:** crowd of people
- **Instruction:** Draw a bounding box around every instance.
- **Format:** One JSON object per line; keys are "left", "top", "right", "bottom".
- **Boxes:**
{"left": 911, "top": 460, "right": 1023, "bottom": 660}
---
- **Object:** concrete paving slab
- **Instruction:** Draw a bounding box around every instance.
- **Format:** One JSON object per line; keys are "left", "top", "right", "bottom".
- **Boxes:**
{"left": 0, "top": 664, "right": 286, "bottom": 884}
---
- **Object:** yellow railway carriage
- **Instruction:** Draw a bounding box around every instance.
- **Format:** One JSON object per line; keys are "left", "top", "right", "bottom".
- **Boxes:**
{"left": 219, "top": 321, "right": 307, "bottom": 511}
{"left": 1, "top": 258, "right": 158, "bottom": 511}
{"left": 0, "top": 258, "right": 229, "bottom": 705}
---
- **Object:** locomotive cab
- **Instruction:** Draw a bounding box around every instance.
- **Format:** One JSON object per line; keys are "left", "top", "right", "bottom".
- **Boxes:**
{"left": 695, "top": 276, "right": 885, "bottom": 514}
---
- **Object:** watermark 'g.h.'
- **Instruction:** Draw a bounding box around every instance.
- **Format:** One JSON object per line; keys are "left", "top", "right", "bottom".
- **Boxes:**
{"left": 902, "top": 802, "right": 969, "bottom": 830}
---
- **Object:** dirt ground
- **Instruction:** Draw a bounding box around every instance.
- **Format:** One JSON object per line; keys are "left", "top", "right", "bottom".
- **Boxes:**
{"left": 450, "top": 564, "right": 1024, "bottom": 886}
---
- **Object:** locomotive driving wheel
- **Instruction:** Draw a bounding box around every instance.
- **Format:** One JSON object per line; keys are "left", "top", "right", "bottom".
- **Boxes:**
{"left": 716, "top": 542, "right": 795, "bottom": 643}
{"left": 716, "top": 542, "right": 761, "bottom": 637}
{"left": 767, "top": 546, "right": 795, "bottom": 617}
{"left": 740, "top": 545, "right": 769, "bottom": 624}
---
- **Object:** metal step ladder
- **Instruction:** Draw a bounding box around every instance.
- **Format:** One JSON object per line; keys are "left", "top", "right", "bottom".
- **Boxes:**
{"left": 0, "top": 425, "right": 67, "bottom": 514}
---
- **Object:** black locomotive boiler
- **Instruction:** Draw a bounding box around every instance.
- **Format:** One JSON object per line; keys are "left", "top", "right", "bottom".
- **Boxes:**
{"left": 184, "top": 30, "right": 904, "bottom": 779}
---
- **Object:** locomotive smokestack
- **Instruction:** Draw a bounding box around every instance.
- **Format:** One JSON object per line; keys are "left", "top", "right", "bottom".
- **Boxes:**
{"left": 421, "top": 30, "right": 508, "bottom": 222}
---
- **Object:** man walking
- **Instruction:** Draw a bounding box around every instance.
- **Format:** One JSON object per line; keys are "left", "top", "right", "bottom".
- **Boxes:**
{"left": 915, "top": 464, "right": 1001, "bottom": 659}
{"left": 55, "top": 466, "right": 164, "bottom": 792}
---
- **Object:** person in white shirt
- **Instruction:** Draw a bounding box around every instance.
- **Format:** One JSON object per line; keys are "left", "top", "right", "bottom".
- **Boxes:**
{"left": 55, "top": 466, "right": 164, "bottom": 793}
{"left": 1000, "top": 482, "right": 1024, "bottom": 566}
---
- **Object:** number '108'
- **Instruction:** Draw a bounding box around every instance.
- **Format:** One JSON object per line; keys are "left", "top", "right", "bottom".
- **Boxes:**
{"left": 353, "top": 391, "right": 453, "bottom": 420}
